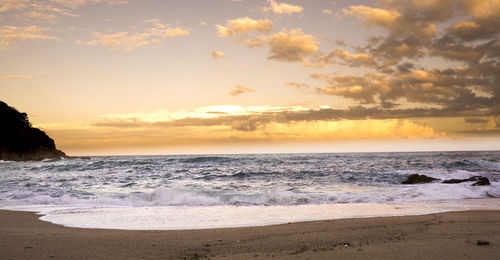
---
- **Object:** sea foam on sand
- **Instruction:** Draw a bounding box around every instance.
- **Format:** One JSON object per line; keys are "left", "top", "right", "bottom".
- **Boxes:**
{"left": 5, "top": 198, "right": 500, "bottom": 230}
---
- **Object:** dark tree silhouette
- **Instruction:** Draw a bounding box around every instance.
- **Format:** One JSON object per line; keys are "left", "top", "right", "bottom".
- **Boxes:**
{"left": 0, "top": 101, "right": 66, "bottom": 161}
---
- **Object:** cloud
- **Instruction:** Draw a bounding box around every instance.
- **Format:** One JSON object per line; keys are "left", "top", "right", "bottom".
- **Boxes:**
{"left": 313, "top": 65, "right": 497, "bottom": 114}
{"left": 266, "top": 119, "right": 443, "bottom": 140}
{"left": 344, "top": 5, "right": 401, "bottom": 28}
{"left": 430, "top": 36, "right": 486, "bottom": 63}
{"left": 322, "top": 9, "right": 332, "bottom": 15}
{"left": 242, "top": 38, "right": 263, "bottom": 48}
{"left": 50, "top": 0, "right": 127, "bottom": 9}
{"left": 55, "top": 115, "right": 448, "bottom": 153}
{"left": 260, "top": 29, "right": 319, "bottom": 62}
{"left": 264, "top": 0, "right": 303, "bottom": 15}
{"left": 285, "top": 81, "right": 310, "bottom": 89}
{"left": 88, "top": 104, "right": 459, "bottom": 143}
{"left": 0, "top": 25, "right": 57, "bottom": 48}
{"left": 317, "top": 48, "right": 378, "bottom": 68}
{"left": 211, "top": 50, "right": 225, "bottom": 59}
{"left": 408, "top": 0, "right": 454, "bottom": 20}
{"left": 215, "top": 17, "right": 273, "bottom": 37}
{"left": 85, "top": 31, "right": 152, "bottom": 51}
{"left": 356, "top": 0, "right": 498, "bottom": 61}
{"left": 229, "top": 85, "right": 256, "bottom": 96}
{"left": 0, "top": 0, "right": 29, "bottom": 12}
{"left": 0, "top": 0, "right": 126, "bottom": 22}
{"left": 84, "top": 20, "right": 188, "bottom": 51}
{"left": 1, "top": 74, "right": 32, "bottom": 79}
{"left": 461, "top": 0, "right": 500, "bottom": 20}
{"left": 447, "top": 20, "right": 482, "bottom": 40}
{"left": 0, "top": 0, "right": 127, "bottom": 11}
{"left": 464, "top": 117, "right": 489, "bottom": 124}
{"left": 343, "top": 3, "right": 438, "bottom": 64}
{"left": 306, "top": 0, "right": 499, "bottom": 120}
{"left": 215, "top": 18, "right": 319, "bottom": 64}
{"left": 314, "top": 72, "right": 390, "bottom": 104}
{"left": 22, "top": 11, "right": 58, "bottom": 22}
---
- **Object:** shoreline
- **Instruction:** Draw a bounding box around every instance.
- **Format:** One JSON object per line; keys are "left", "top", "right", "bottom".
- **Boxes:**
{"left": 1, "top": 209, "right": 499, "bottom": 259}
{"left": 5, "top": 198, "right": 500, "bottom": 230}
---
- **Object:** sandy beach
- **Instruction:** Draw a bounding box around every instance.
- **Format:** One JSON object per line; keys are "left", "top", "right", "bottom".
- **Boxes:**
{"left": 0, "top": 210, "right": 498, "bottom": 259}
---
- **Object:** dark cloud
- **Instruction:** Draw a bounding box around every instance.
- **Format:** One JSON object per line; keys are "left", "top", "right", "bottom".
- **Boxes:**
{"left": 313, "top": 65, "right": 497, "bottom": 114}
{"left": 300, "top": 0, "right": 499, "bottom": 122}
{"left": 95, "top": 1, "right": 500, "bottom": 134}
{"left": 334, "top": 40, "right": 347, "bottom": 46}
{"left": 334, "top": 0, "right": 499, "bottom": 71}
{"left": 380, "top": 101, "right": 399, "bottom": 109}
{"left": 315, "top": 48, "right": 378, "bottom": 68}
{"left": 464, "top": 117, "right": 489, "bottom": 123}
{"left": 263, "top": 29, "right": 319, "bottom": 63}
{"left": 314, "top": 72, "right": 389, "bottom": 104}
{"left": 92, "top": 102, "right": 497, "bottom": 133}
{"left": 446, "top": 20, "right": 499, "bottom": 41}
{"left": 431, "top": 36, "right": 488, "bottom": 64}
{"left": 396, "top": 62, "right": 415, "bottom": 73}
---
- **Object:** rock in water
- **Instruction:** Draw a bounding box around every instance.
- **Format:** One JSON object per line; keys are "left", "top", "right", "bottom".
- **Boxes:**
{"left": 442, "top": 176, "right": 491, "bottom": 186}
{"left": 472, "top": 177, "right": 490, "bottom": 186}
{"left": 442, "top": 178, "right": 475, "bottom": 184}
{"left": 402, "top": 174, "right": 440, "bottom": 184}
{"left": 0, "top": 101, "right": 66, "bottom": 161}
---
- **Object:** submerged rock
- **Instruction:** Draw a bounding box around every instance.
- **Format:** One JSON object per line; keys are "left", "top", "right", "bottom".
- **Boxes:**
{"left": 472, "top": 177, "right": 490, "bottom": 186}
{"left": 402, "top": 174, "right": 440, "bottom": 184}
{"left": 442, "top": 176, "right": 491, "bottom": 186}
{"left": 0, "top": 101, "right": 66, "bottom": 161}
{"left": 442, "top": 178, "right": 474, "bottom": 184}
{"left": 402, "top": 174, "right": 491, "bottom": 186}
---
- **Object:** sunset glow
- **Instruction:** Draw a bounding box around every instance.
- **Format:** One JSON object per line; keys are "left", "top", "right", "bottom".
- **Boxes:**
{"left": 1, "top": 0, "right": 499, "bottom": 155}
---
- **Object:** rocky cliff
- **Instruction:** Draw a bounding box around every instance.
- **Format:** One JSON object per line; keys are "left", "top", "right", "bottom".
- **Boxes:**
{"left": 0, "top": 101, "right": 66, "bottom": 161}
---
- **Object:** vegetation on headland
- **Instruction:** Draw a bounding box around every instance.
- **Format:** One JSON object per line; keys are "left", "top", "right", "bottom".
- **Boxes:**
{"left": 0, "top": 101, "right": 66, "bottom": 161}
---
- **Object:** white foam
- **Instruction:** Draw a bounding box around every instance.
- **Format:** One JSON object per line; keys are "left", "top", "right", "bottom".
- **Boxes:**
{"left": 2, "top": 180, "right": 498, "bottom": 209}
{"left": 5, "top": 198, "right": 500, "bottom": 230}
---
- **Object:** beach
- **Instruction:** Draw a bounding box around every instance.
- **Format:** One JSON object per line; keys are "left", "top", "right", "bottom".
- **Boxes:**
{"left": 1, "top": 153, "right": 499, "bottom": 258}
{"left": 1, "top": 210, "right": 499, "bottom": 259}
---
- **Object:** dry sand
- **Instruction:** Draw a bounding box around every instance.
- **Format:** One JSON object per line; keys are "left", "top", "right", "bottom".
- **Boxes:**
{"left": 0, "top": 209, "right": 499, "bottom": 259}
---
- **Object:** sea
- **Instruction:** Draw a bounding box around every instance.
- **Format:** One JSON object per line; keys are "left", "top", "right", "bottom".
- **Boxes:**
{"left": 1, "top": 151, "right": 500, "bottom": 230}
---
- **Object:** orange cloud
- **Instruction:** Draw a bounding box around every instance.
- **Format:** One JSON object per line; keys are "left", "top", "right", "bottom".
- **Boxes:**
{"left": 462, "top": 0, "right": 500, "bottom": 19}
{"left": 1, "top": 74, "right": 32, "bottom": 79}
{"left": 344, "top": 5, "right": 401, "bottom": 28}
{"left": 229, "top": 85, "right": 256, "bottom": 96}
{"left": 265, "top": 0, "right": 303, "bottom": 15}
{"left": 84, "top": 20, "right": 189, "bottom": 51}
{"left": 260, "top": 29, "right": 319, "bottom": 62}
{"left": 215, "top": 17, "right": 273, "bottom": 37}
{"left": 211, "top": 50, "right": 225, "bottom": 59}
{"left": 0, "top": 0, "right": 126, "bottom": 23}
{"left": 40, "top": 117, "right": 447, "bottom": 155}
{"left": 0, "top": 25, "right": 57, "bottom": 48}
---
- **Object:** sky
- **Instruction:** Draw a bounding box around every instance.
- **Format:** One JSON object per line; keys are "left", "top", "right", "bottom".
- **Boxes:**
{"left": 1, "top": 0, "right": 499, "bottom": 155}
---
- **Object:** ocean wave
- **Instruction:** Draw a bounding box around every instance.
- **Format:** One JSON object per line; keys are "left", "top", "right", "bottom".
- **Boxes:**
{"left": 180, "top": 156, "right": 234, "bottom": 164}
{"left": 137, "top": 187, "right": 312, "bottom": 206}
{"left": 1, "top": 151, "right": 499, "bottom": 209}
{"left": 2, "top": 180, "right": 499, "bottom": 208}
{"left": 226, "top": 171, "right": 280, "bottom": 179}
{"left": 396, "top": 169, "right": 497, "bottom": 181}
{"left": 475, "top": 160, "right": 500, "bottom": 171}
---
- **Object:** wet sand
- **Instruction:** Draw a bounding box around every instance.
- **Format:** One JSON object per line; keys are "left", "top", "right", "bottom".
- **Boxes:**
{"left": 0, "top": 209, "right": 499, "bottom": 259}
